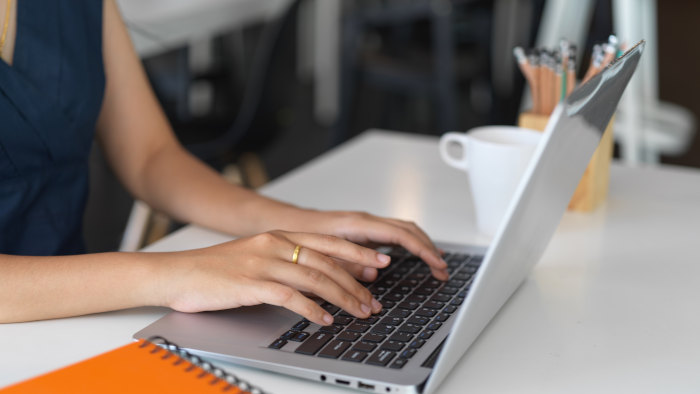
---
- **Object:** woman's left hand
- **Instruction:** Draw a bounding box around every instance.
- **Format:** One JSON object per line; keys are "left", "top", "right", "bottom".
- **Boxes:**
{"left": 299, "top": 211, "right": 448, "bottom": 281}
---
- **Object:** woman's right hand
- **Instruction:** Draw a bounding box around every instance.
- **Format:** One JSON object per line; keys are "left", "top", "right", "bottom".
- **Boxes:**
{"left": 157, "top": 230, "right": 390, "bottom": 326}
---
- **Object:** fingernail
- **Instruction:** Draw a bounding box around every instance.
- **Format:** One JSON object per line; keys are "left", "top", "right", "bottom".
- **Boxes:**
{"left": 376, "top": 253, "right": 391, "bottom": 265}
{"left": 360, "top": 304, "right": 371, "bottom": 315}
{"left": 362, "top": 267, "right": 376, "bottom": 281}
{"left": 371, "top": 298, "right": 382, "bottom": 312}
{"left": 323, "top": 314, "right": 333, "bottom": 325}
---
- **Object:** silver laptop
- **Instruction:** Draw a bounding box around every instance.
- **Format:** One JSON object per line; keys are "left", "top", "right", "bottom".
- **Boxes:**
{"left": 135, "top": 42, "right": 644, "bottom": 394}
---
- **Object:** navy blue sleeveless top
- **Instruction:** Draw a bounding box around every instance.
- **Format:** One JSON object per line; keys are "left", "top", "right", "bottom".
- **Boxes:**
{"left": 0, "top": 1, "right": 105, "bottom": 255}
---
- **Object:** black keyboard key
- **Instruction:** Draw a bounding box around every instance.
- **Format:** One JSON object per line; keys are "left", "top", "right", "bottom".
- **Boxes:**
{"left": 347, "top": 323, "right": 370, "bottom": 333}
{"left": 390, "top": 358, "right": 408, "bottom": 369}
{"left": 383, "top": 292, "right": 404, "bottom": 302}
{"left": 352, "top": 341, "right": 377, "bottom": 353}
{"left": 440, "top": 286, "right": 459, "bottom": 295}
{"left": 452, "top": 272, "right": 471, "bottom": 281}
{"left": 292, "top": 320, "right": 309, "bottom": 331}
{"left": 379, "top": 316, "right": 403, "bottom": 326}
{"left": 451, "top": 297, "right": 464, "bottom": 306}
{"left": 427, "top": 321, "right": 443, "bottom": 331}
{"left": 407, "top": 272, "right": 427, "bottom": 280}
{"left": 451, "top": 253, "right": 470, "bottom": 263}
{"left": 294, "top": 332, "right": 333, "bottom": 355}
{"left": 370, "top": 286, "right": 388, "bottom": 296}
{"left": 397, "top": 301, "right": 420, "bottom": 310}
{"left": 389, "top": 332, "right": 414, "bottom": 342}
{"left": 371, "top": 324, "right": 395, "bottom": 335}
{"left": 409, "top": 339, "right": 426, "bottom": 348}
{"left": 418, "top": 330, "right": 434, "bottom": 340}
{"left": 394, "top": 285, "right": 413, "bottom": 294}
{"left": 462, "top": 265, "right": 478, "bottom": 273}
{"left": 318, "top": 340, "right": 351, "bottom": 359}
{"left": 398, "top": 323, "right": 421, "bottom": 334}
{"left": 333, "top": 315, "right": 353, "bottom": 325}
{"left": 400, "top": 348, "right": 417, "bottom": 359}
{"left": 380, "top": 340, "right": 405, "bottom": 351}
{"left": 447, "top": 279, "right": 466, "bottom": 288}
{"left": 407, "top": 316, "right": 429, "bottom": 326}
{"left": 434, "top": 313, "right": 450, "bottom": 322}
{"left": 342, "top": 350, "right": 368, "bottom": 363}
{"left": 415, "top": 287, "right": 436, "bottom": 296}
{"left": 337, "top": 331, "right": 361, "bottom": 342}
{"left": 415, "top": 308, "right": 438, "bottom": 317}
{"left": 268, "top": 338, "right": 287, "bottom": 349}
{"left": 291, "top": 331, "right": 311, "bottom": 342}
{"left": 321, "top": 303, "right": 340, "bottom": 315}
{"left": 424, "top": 279, "right": 443, "bottom": 288}
{"left": 280, "top": 330, "right": 296, "bottom": 340}
{"left": 405, "top": 294, "right": 427, "bottom": 303}
{"left": 388, "top": 308, "right": 411, "bottom": 318}
{"left": 381, "top": 300, "right": 396, "bottom": 309}
{"left": 367, "top": 349, "right": 397, "bottom": 367}
{"left": 423, "top": 301, "right": 445, "bottom": 310}
{"left": 398, "top": 279, "right": 419, "bottom": 288}
{"left": 431, "top": 294, "right": 451, "bottom": 303}
{"left": 443, "top": 305, "right": 457, "bottom": 314}
{"left": 362, "top": 333, "right": 386, "bottom": 343}
{"left": 319, "top": 324, "right": 343, "bottom": 334}
{"left": 355, "top": 316, "right": 379, "bottom": 325}
{"left": 414, "top": 266, "right": 431, "bottom": 274}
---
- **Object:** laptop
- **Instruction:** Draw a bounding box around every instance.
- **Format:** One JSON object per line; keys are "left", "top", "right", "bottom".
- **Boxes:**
{"left": 135, "top": 41, "right": 644, "bottom": 394}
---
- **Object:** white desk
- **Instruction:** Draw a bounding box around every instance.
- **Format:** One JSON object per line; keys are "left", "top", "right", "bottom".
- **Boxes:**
{"left": 2, "top": 130, "right": 700, "bottom": 392}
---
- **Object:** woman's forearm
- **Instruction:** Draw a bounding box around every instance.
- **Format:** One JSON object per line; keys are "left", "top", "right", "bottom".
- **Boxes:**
{"left": 135, "top": 142, "right": 319, "bottom": 237}
{"left": 0, "top": 252, "right": 166, "bottom": 323}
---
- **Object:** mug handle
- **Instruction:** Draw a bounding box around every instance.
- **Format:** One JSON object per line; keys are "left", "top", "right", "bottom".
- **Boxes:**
{"left": 439, "top": 132, "right": 470, "bottom": 171}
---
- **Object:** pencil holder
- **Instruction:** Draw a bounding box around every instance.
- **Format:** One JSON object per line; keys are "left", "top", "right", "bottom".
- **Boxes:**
{"left": 518, "top": 112, "right": 614, "bottom": 212}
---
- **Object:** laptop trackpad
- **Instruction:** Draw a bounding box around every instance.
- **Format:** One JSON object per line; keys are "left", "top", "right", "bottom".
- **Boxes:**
{"left": 134, "top": 304, "right": 299, "bottom": 354}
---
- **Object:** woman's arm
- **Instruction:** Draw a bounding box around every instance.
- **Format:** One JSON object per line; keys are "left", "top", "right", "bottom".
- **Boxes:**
{"left": 0, "top": 231, "right": 387, "bottom": 324}
{"left": 96, "top": 0, "right": 448, "bottom": 277}
{"left": 0, "top": 0, "right": 449, "bottom": 325}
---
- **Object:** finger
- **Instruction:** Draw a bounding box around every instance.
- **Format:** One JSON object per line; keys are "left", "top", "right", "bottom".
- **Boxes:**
{"left": 335, "top": 259, "right": 379, "bottom": 283}
{"left": 358, "top": 221, "right": 448, "bottom": 279}
{"left": 264, "top": 251, "right": 376, "bottom": 318}
{"left": 283, "top": 232, "right": 391, "bottom": 269}
{"left": 386, "top": 218, "right": 442, "bottom": 256}
{"left": 295, "top": 247, "right": 381, "bottom": 313}
{"left": 254, "top": 282, "right": 334, "bottom": 326}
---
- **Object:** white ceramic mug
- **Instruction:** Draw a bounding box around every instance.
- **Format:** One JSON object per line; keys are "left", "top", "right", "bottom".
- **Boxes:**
{"left": 439, "top": 126, "right": 542, "bottom": 236}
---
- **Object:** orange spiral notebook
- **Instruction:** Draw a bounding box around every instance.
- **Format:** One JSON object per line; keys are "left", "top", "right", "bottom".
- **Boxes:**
{"left": 0, "top": 337, "right": 265, "bottom": 394}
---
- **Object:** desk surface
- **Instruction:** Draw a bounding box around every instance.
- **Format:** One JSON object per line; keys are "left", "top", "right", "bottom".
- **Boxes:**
{"left": 2, "top": 130, "right": 700, "bottom": 393}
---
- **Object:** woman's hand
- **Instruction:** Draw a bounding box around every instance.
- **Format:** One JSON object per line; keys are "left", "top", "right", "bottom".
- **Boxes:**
{"left": 158, "top": 230, "right": 389, "bottom": 326}
{"left": 297, "top": 211, "right": 449, "bottom": 282}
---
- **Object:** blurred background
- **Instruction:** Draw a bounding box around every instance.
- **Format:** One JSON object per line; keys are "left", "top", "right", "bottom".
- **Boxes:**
{"left": 84, "top": 0, "right": 700, "bottom": 252}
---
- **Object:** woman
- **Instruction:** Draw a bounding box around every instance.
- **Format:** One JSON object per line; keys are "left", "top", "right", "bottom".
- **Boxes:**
{"left": 0, "top": 0, "right": 447, "bottom": 325}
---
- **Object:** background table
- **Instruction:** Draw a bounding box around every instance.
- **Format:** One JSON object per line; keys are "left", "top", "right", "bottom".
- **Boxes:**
{"left": 2, "top": 131, "right": 699, "bottom": 393}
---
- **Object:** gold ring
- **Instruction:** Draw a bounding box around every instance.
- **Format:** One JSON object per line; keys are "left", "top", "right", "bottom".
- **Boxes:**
{"left": 292, "top": 245, "right": 302, "bottom": 265}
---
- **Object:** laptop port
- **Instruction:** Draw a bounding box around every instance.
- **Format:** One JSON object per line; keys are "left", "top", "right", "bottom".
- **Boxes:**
{"left": 358, "top": 381, "right": 376, "bottom": 390}
{"left": 335, "top": 379, "right": 350, "bottom": 386}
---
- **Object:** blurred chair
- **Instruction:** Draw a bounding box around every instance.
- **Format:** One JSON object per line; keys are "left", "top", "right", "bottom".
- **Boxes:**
{"left": 332, "top": 0, "right": 490, "bottom": 146}
{"left": 119, "top": 0, "right": 301, "bottom": 252}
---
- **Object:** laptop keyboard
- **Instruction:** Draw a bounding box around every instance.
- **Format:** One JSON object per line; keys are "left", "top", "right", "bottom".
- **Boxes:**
{"left": 268, "top": 247, "right": 482, "bottom": 369}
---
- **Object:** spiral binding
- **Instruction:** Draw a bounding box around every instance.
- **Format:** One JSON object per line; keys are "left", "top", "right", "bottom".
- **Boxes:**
{"left": 142, "top": 336, "right": 266, "bottom": 394}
